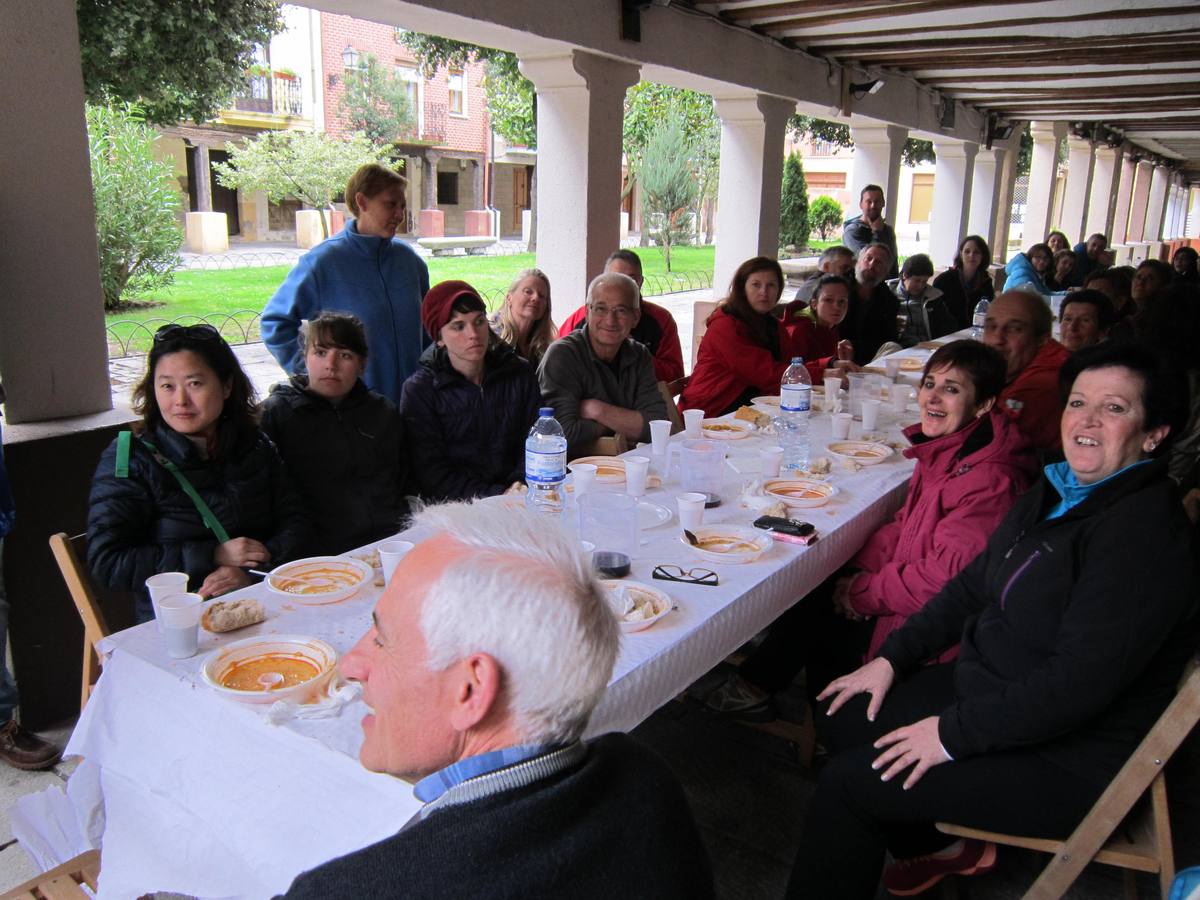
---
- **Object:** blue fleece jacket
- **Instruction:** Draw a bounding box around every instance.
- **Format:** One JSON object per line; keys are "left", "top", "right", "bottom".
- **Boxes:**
{"left": 261, "top": 221, "right": 430, "bottom": 404}
{"left": 1003, "top": 251, "right": 1050, "bottom": 296}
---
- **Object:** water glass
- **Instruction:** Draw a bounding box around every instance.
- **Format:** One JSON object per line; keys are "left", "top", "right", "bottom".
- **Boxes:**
{"left": 885, "top": 357, "right": 902, "bottom": 379}
{"left": 649, "top": 419, "right": 672, "bottom": 459}
{"left": 831, "top": 413, "right": 853, "bottom": 440}
{"left": 760, "top": 446, "right": 784, "bottom": 478}
{"left": 682, "top": 408, "right": 704, "bottom": 438}
{"left": 846, "top": 373, "right": 867, "bottom": 420}
{"left": 680, "top": 440, "right": 725, "bottom": 496}
{"left": 579, "top": 492, "right": 638, "bottom": 562}
{"left": 624, "top": 455, "right": 650, "bottom": 498}
{"left": 570, "top": 463, "right": 597, "bottom": 498}
{"left": 378, "top": 540, "right": 414, "bottom": 585}
{"left": 146, "top": 571, "right": 189, "bottom": 633}
{"left": 157, "top": 593, "right": 203, "bottom": 659}
{"left": 860, "top": 398, "right": 881, "bottom": 432}
{"left": 676, "top": 492, "right": 705, "bottom": 532}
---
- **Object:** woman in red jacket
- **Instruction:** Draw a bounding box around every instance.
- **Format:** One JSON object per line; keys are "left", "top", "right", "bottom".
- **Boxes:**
{"left": 680, "top": 257, "right": 798, "bottom": 417}
{"left": 782, "top": 275, "right": 860, "bottom": 385}
{"left": 704, "top": 340, "right": 1039, "bottom": 720}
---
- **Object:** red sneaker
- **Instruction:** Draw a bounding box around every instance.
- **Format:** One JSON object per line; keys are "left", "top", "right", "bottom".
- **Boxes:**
{"left": 882, "top": 838, "right": 997, "bottom": 896}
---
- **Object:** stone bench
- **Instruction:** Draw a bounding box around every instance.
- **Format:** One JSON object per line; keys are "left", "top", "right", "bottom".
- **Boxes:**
{"left": 416, "top": 235, "right": 498, "bottom": 256}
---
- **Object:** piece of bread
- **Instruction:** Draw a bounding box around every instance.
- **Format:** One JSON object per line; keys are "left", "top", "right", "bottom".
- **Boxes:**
{"left": 735, "top": 406, "right": 770, "bottom": 428}
{"left": 201, "top": 598, "right": 266, "bottom": 633}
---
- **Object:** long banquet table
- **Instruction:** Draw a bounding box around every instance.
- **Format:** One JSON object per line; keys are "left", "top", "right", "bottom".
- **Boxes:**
{"left": 14, "top": 398, "right": 920, "bottom": 899}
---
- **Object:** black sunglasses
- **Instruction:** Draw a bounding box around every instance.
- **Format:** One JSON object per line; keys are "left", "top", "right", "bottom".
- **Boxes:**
{"left": 154, "top": 323, "right": 222, "bottom": 344}
{"left": 652, "top": 564, "right": 718, "bottom": 587}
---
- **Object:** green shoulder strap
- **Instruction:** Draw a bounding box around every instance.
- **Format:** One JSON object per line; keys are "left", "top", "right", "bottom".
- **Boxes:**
{"left": 136, "top": 436, "right": 232, "bottom": 544}
{"left": 115, "top": 431, "right": 131, "bottom": 479}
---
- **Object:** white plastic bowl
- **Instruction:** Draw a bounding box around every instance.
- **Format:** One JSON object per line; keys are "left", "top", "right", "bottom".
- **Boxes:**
{"left": 826, "top": 441, "right": 895, "bottom": 466}
{"left": 764, "top": 478, "right": 838, "bottom": 509}
{"left": 200, "top": 635, "right": 338, "bottom": 705}
{"left": 600, "top": 580, "right": 673, "bottom": 633}
{"left": 679, "top": 525, "right": 772, "bottom": 564}
{"left": 264, "top": 556, "right": 373, "bottom": 604}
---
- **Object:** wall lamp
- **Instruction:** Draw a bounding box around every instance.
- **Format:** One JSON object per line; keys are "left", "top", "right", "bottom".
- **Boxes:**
{"left": 985, "top": 115, "right": 1014, "bottom": 149}
{"left": 849, "top": 79, "right": 884, "bottom": 99}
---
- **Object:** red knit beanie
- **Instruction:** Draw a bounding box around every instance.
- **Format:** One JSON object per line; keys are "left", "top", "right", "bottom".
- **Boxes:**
{"left": 421, "top": 280, "right": 485, "bottom": 340}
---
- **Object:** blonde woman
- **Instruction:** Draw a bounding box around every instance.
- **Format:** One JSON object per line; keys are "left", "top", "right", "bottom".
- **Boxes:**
{"left": 490, "top": 268, "right": 556, "bottom": 364}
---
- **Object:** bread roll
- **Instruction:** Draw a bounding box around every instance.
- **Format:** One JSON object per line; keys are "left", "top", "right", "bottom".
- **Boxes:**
{"left": 201, "top": 598, "right": 266, "bottom": 633}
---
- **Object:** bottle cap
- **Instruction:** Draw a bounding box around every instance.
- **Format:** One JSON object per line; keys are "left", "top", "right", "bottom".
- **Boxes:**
{"left": 539, "top": 407, "right": 554, "bottom": 417}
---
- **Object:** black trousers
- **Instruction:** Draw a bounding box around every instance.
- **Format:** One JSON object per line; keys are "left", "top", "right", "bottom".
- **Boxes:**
{"left": 785, "top": 664, "right": 1103, "bottom": 900}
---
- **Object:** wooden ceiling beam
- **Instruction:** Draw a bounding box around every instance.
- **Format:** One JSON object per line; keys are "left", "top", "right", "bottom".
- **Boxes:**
{"left": 760, "top": 6, "right": 1190, "bottom": 42}
{"left": 947, "top": 85, "right": 1200, "bottom": 99}
{"left": 921, "top": 69, "right": 1200, "bottom": 85}
{"left": 806, "top": 30, "right": 1200, "bottom": 55}
{"left": 727, "top": 0, "right": 1033, "bottom": 28}
{"left": 832, "top": 48, "right": 1200, "bottom": 68}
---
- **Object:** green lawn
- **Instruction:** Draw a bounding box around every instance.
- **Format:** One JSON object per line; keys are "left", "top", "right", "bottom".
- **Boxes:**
{"left": 106, "top": 241, "right": 834, "bottom": 356}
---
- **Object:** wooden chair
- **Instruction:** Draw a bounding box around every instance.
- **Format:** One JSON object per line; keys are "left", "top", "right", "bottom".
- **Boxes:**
{"left": 656, "top": 381, "right": 684, "bottom": 432}
{"left": 48, "top": 533, "right": 110, "bottom": 712}
{"left": 571, "top": 434, "right": 628, "bottom": 459}
{"left": 0, "top": 848, "right": 100, "bottom": 899}
{"left": 937, "top": 657, "right": 1200, "bottom": 899}
{"left": 690, "top": 299, "right": 719, "bottom": 368}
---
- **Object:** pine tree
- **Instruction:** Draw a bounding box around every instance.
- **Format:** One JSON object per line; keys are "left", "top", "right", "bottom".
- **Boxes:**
{"left": 779, "top": 151, "right": 810, "bottom": 251}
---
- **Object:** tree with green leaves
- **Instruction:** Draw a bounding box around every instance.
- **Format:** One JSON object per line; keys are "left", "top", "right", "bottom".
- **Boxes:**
{"left": 787, "top": 115, "right": 934, "bottom": 168}
{"left": 638, "top": 110, "right": 698, "bottom": 272}
{"left": 779, "top": 152, "right": 810, "bottom": 251}
{"left": 338, "top": 54, "right": 416, "bottom": 146}
{"left": 809, "top": 195, "right": 844, "bottom": 241}
{"left": 86, "top": 103, "right": 183, "bottom": 310}
{"left": 76, "top": 0, "right": 284, "bottom": 126}
{"left": 213, "top": 131, "right": 389, "bottom": 239}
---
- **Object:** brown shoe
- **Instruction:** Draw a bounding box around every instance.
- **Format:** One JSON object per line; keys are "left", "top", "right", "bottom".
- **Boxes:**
{"left": 0, "top": 719, "right": 61, "bottom": 771}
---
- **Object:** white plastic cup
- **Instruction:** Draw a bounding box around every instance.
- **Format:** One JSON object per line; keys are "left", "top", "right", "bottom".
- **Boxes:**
{"left": 624, "top": 455, "right": 650, "bottom": 498}
{"left": 579, "top": 540, "right": 596, "bottom": 570}
{"left": 571, "top": 463, "right": 597, "bottom": 498}
{"left": 157, "top": 592, "right": 203, "bottom": 659}
{"left": 145, "top": 571, "right": 189, "bottom": 633}
{"left": 760, "top": 445, "right": 784, "bottom": 478}
{"left": 682, "top": 408, "right": 704, "bottom": 438}
{"left": 677, "top": 492, "right": 705, "bottom": 532}
{"left": 860, "top": 398, "right": 881, "bottom": 432}
{"left": 649, "top": 419, "right": 672, "bottom": 458}
{"left": 885, "top": 357, "right": 902, "bottom": 379}
{"left": 891, "top": 385, "right": 910, "bottom": 413}
{"left": 378, "top": 540, "right": 415, "bottom": 585}
{"left": 832, "top": 412, "right": 853, "bottom": 440}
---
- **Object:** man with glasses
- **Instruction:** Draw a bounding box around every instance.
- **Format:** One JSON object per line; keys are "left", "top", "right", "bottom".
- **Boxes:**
{"left": 538, "top": 273, "right": 668, "bottom": 458}
{"left": 983, "top": 291, "right": 1070, "bottom": 451}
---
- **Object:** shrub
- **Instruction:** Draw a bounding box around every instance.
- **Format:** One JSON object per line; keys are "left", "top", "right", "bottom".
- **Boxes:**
{"left": 810, "top": 195, "right": 844, "bottom": 241}
{"left": 638, "top": 108, "right": 699, "bottom": 272}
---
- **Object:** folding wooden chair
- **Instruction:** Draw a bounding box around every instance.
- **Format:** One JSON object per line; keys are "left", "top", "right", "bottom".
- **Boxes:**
{"left": 0, "top": 848, "right": 100, "bottom": 899}
{"left": 571, "top": 434, "right": 628, "bottom": 460}
{"left": 656, "top": 381, "right": 684, "bottom": 432}
{"left": 937, "top": 657, "right": 1200, "bottom": 899}
{"left": 48, "top": 533, "right": 110, "bottom": 712}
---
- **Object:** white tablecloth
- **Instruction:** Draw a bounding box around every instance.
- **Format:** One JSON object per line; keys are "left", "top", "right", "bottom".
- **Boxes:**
{"left": 14, "top": 407, "right": 918, "bottom": 899}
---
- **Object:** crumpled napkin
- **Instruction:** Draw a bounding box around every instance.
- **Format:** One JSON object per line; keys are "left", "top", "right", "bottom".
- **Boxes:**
{"left": 737, "top": 479, "right": 786, "bottom": 516}
{"left": 267, "top": 677, "right": 362, "bottom": 724}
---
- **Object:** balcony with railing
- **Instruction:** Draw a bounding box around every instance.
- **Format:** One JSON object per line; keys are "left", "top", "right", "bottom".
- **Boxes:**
{"left": 229, "top": 72, "right": 307, "bottom": 123}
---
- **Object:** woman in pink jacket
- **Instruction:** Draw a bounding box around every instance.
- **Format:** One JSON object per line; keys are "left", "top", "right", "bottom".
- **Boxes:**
{"left": 704, "top": 340, "right": 1039, "bottom": 721}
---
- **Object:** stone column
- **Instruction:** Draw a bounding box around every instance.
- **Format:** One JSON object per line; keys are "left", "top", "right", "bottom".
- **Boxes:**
{"left": 193, "top": 144, "right": 213, "bottom": 212}
{"left": 0, "top": 0, "right": 111, "bottom": 422}
{"left": 967, "top": 147, "right": 1005, "bottom": 253}
{"left": 1188, "top": 186, "right": 1200, "bottom": 237}
{"left": 1111, "top": 154, "right": 1137, "bottom": 244}
{"left": 848, "top": 123, "right": 908, "bottom": 228}
{"left": 1024, "top": 120, "right": 1067, "bottom": 246}
{"left": 520, "top": 51, "right": 639, "bottom": 318}
{"left": 1085, "top": 145, "right": 1124, "bottom": 242}
{"left": 1126, "top": 160, "right": 1154, "bottom": 244}
{"left": 991, "top": 143, "right": 1021, "bottom": 263}
{"left": 1059, "top": 136, "right": 1095, "bottom": 244}
{"left": 930, "top": 138, "right": 978, "bottom": 267}
{"left": 710, "top": 93, "right": 796, "bottom": 297}
{"left": 420, "top": 151, "right": 443, "bottom": 238}
{"left": 1143, "top": 165, "right": 1169, "bottom": 242}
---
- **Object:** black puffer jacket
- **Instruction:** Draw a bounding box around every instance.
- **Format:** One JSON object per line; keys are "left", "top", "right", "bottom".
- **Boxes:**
{"left": 881, "top": 459, "right": 1200, "bottom": 787}
{"left": 261, "top": 376, "right": 409, "bottom": 555}
{"left": 88, "top": 421, "right": 311, "bottom": 620}
{"left": 399, "top": 341, "right": 542, "bottom": 502}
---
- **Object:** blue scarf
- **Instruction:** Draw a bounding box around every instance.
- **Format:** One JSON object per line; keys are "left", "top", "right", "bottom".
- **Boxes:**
{"left": 1044, "top": 458, "right": 1152, "bottom": 520}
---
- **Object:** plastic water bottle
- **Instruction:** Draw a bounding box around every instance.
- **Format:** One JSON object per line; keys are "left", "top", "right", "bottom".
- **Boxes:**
{"left": 525, "top": 407, "right": 567, "bottom": 515}
{"left": 971, "top": 297, "right": 990, "bottom": 340}
{"left": 777, "top": 357, "right": 812, "bottom": 471}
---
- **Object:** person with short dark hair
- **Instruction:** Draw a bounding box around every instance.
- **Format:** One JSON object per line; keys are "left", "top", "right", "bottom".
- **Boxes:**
{"left": 1003, "top": 243, "right": 1053, "bottom": 296}
{"left": 932, "top": 236, "right": 994, "bottom": 330}
{"left": 889, "top": 254, "right": 957, "bottom": 346}
{"left": 260, "top": 312, "right": 409, "bottom": 555}
{"left": 1173, "top": 246, "right": 1199, "bottom": 284}
{"left": 1132, "top": 258, "right": 1175, "bottom": 313}
{"left": 1047, "top": 248, "right": 1078, "bottom": 291}
{"left": 262, "top": 163, "right": 429, "bottom": 403}
{"left": 982, "top": 291, "right": 1071, "bottom": 451}
{"left": 89, "top": 325, "right": 310, "bottom": 621}
{"left": 794, "top": 245, "right": 856, "bottom": 304}
{"left": 785, "top": 275, "right": 860, "bottom": 384}
{"left": 557, "top": 251, "right": 686, "bottom": 387}
{"left": 1083, "top": 266, "right": 1134, "bottom": 320}
{"left": 843, "top": 185, "right": 899, "bottom": 278}
{"left": 680, "top": 257, "right": 801, "bottom": 416}
{"left": 401, "top": 282, "right": 542, "bottom": 500}
{"left": 788, "top": 341, "right": 1198, "bottom": 899}
{"left": 1072, "top": 232, "right": 1109, "bottom": 283}
{"left": 1058, "top": 290, "right": 1115, "bottom": 353}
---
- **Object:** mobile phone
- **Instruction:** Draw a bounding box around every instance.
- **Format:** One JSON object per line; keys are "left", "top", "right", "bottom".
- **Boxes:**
{"left": 752, "top": 515, "right": 818, "bottom": 545}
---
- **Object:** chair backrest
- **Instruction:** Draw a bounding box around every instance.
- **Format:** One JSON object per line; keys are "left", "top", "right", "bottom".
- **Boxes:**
{"left": 49, "top": 533, "right": 110, "bottom": 710}
{"left": 690, "top": 300, "right": 720, "bottom": 368}
{"left": 570, "top": 434, "right": 628, "bottom": 460}
{"left": 656, "top": 381, "right": 684, "bottom": 431}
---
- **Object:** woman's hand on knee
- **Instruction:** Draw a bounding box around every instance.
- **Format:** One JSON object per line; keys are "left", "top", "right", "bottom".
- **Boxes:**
{"left": 817, "top": 656, "right": 895, "bottom": 720}
{"left": 872, "top": 716, "right": 950, "bottom": 790}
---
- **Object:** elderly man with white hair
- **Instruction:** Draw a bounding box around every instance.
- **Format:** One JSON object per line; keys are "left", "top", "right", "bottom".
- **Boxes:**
{"left": 538, "top": 271, "right": 669, "bottom": 457}
{"left": 280, "top": 501, "right": 713, "bottom": 899}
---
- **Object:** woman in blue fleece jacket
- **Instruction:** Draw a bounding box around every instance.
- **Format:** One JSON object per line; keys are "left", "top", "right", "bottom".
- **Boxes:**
{"left": 262, "top": 164, "right": 430, "bottom": 405}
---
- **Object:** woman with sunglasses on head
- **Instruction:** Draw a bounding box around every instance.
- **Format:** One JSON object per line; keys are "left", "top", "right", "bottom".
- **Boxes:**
{"left": 705, "top": 342, "right": 1038, "bottom": 722}
{"left": 88, "top": 324, "right": 310, "bottom": 622}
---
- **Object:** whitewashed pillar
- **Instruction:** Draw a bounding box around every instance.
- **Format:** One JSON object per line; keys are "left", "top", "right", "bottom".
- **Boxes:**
{"left": 1024, "top": 120, "right": 1067, "bottom": 246}
{"left": 519, "top": 51, "right": 639, "bottom": 321}
{"left": 1187, "top": 186, "right": 1200, "bottom": 238}
{"left": 1059, "top": 136, "right": 1095, "bottom": 244}
{"left": 930, "top": 138, "right": 978, "bottom": 266}
{"left": 711, "top": 93, "right": 796, "bottom": 297}
{"left": 847, "top": 123, "right": 908, "bottom": 229}
{"left": 1111, "top": 154, "right": 1138, "bottom": 244}
{"left": 1126, "top": 161, "right": 1154, "bottom": 246}
{"left": 1143, "top": 165, "right": 1170, "bottom": 242}
{"left": 967, "top": 147, "right": 1006, "bottom": 252}
{"left": 1086, "top": 145, "right": 1124, "bottom": 242}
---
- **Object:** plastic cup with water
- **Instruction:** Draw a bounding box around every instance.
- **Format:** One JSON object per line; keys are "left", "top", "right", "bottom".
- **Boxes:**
{"left": 760, "top": 446, "right": 784, "bottom": 478}
{"left": 832, "top": 412, "right": 853, "bottom": 440}
{"left": 676, "top": 492, "right": 705, "bottom": 533}
{"left": 145, "top": 571, "right": 188, "bottom": 633}
{"left": 624, "top": 455, "right": 650, "bottom": 498}
{"left": 649, "top": 419, "right": 672, "bottom": 460}
{"left": 157, "top": 593, "right": 204, "bottom": 659}
{"left": 682, "top": 408, "right": 704, "bottom": 438}
{"left": 860, "top": 398, "right": 881, "bottom": 432}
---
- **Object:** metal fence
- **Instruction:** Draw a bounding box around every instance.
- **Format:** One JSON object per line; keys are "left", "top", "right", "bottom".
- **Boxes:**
{"left": 178, "top": 252, "right": 302, "bottom": 270}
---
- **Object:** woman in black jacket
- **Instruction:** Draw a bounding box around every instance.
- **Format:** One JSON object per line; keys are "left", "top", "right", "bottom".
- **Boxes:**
{"left": 788, "top": 341, "right": 1199, "bottom": 899}
{"left": 932, "top": 235, "right": 995, "bottom": 330}
{"left": 400, "top": 281, "right": 542, "bottom": 502}
{"left": 89, "top": 324, "right": 310, "bottom": 622}
{"left": 261, "top": 312, "right": 409, "bottom": 555}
